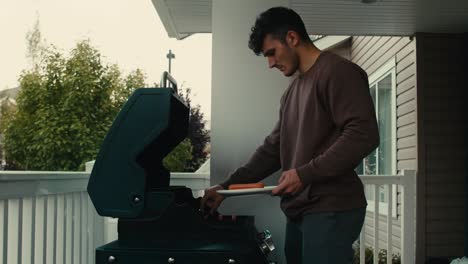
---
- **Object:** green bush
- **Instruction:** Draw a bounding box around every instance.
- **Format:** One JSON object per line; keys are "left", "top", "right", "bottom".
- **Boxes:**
{"left": 163, "top": 138, "right": 193, "bottom": 172}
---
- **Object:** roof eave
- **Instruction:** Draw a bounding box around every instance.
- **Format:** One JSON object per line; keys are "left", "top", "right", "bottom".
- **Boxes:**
{"left": 151, "top": 0, "right": 191, "bottom": 40}
{"left": 313, "top": 36, "right": 351, "bottom": 51}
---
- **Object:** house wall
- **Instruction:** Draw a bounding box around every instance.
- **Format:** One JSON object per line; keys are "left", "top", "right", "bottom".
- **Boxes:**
{"left": 348, "top": 36, "right": 417, "bottom": 256}
{"left": 329, "top": 39, "right": 352, "bottom": 60}
{"left": 416, "top": 33, "right": 467, "bottom": 261}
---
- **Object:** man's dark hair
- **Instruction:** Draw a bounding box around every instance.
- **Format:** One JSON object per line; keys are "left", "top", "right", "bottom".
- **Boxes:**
{"left": 248, "top": 7, "right": 311, "bottom": 55}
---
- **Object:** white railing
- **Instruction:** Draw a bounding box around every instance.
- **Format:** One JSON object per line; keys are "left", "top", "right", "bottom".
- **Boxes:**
{"left": 170, "top": 172, "right": 210, "bottom": 198}
{"left": 359, "top": 170, "right": 416, "bottom": 264}
{"left": 0, "top": 167, "right": 210, "bottom": 264}
{"left": 0, "top": 170, "right": 100, "bottom": 264}
{"left": 0, "top": 167, "right": 415, "bottom": 264}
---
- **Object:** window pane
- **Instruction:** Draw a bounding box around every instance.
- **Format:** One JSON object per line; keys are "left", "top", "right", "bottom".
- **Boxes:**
{"left": 377, "top": 75, "right": 393, "bottom": 175}
{"left": 370, "top": 85, "right": 376, "bottom": 108}
{"left": 363, "top": 84, "right": 377, "bottom": 175}
{"left": 364, "top": 150, "right": 377, "bottom": 175}
{"left": 360, "top": 72, "right": 395, "bottom": 206}
{"left": 355, "top": 162, "right": 364, "bottom": 175}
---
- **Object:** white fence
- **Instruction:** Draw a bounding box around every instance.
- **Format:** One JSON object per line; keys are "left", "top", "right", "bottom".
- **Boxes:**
{"left": 359, "top": 170, "right": 416, "bottom": 264}
{"left": 0, "top": 171, "right": 98, "bottom": 264}
{"left": 0, "top": 168, "right": 414, "bottom": 264}
{"left": 0, "top": 169, "right": 210, "bottom": 264}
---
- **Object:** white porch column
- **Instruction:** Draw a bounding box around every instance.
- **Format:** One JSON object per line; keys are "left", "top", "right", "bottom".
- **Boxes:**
{"left": 211, "top": 1, "right": 289, "bottom": 263}
{"left": 211, "top": 0, "right": 289, "bottom": 185}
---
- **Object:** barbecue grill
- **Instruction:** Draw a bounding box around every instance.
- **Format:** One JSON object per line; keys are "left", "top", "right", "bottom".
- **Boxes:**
{"left": 87, "top": 72, "right": 275, "bottom": 264}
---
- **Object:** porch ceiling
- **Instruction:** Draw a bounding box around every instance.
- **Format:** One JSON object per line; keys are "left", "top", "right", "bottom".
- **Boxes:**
{"left": 151, "top": 0, "right": 468, "bottom": 39}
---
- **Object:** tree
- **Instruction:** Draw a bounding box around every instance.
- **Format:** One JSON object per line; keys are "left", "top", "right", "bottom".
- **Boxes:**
{"left": 178, "top": 87, "right": 211, "bottom": 171}
{"left": 163, "top": 139, "right": 192, "bottom": 172}
{"left": 25, "top": 17, "right": 46, "bottom": 71}
{"left": 3, "top": 39, "right": 193, "bottom": 171}
{"left": 0, "top": 98, "right": 17, "bottom": 169}
{"left": 5, "top": 41, "right": 117, "bottom": 170}
{"left": 0, "top": 98, "right": 16, "bottom": 133}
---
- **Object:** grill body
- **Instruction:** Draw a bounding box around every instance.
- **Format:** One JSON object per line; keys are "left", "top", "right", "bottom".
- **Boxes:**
{"left": 88, "top": 77, "right": 273, "bottom": 264}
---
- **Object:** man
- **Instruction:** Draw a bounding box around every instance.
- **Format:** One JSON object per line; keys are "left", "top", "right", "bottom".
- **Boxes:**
{"left": 201, "top": 6, "right": 379, "bottom": 264}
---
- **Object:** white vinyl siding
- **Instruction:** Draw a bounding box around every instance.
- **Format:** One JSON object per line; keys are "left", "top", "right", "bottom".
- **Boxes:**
{"left": 350, "top": 36, "right": 417, "bottom": 254}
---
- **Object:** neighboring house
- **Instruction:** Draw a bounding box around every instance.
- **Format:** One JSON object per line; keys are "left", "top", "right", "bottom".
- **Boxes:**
{"left": 0, "top": 86, "right": 20, "bottom": 100}
{"left": 152, "top": 1, "right": 467, "bottom": 263}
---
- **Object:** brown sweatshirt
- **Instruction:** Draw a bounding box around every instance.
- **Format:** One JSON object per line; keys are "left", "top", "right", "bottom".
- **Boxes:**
{"left": 220, "top": 51, "right": 379, "bottom": 220}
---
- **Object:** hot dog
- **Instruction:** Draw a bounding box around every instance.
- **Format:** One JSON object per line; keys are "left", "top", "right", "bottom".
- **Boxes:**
{"left": 228, "top": 183, "right": 265, "bottom": 190}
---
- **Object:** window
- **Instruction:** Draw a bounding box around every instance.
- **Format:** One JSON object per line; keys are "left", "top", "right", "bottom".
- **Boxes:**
{"left": 355, "top": 58, "right": 397, "bottom": 217}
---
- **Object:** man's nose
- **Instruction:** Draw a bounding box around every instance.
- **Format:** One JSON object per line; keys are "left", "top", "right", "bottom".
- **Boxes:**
{"left": 268, "top": 57, "right": 276, "bottom": 69}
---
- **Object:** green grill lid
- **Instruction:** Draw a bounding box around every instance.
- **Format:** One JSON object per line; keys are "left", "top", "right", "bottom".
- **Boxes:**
{"left": 87, "top": 87, "right": 189, "bottom": 218}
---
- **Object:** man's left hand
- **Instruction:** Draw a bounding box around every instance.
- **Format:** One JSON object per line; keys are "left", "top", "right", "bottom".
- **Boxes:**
{"left": 271, "top": 169, "right": 303, "bottom": 196}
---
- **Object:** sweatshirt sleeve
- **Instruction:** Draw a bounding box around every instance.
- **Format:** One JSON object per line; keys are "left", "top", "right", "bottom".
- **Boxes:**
{"left": 296, "top": 61, "right": 380, "bottom": 186}
{"left": 219, "top": 98, "right": 285, "bottom": 189}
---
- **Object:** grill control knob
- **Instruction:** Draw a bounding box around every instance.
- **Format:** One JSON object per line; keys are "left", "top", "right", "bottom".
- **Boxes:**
{"left": 228, "top": 259, "right": 236, "bottom": 263}
{"left": 258, "top": 230, "right": 275, "bottom": 254}
{"left": 168, "top": 257, "right": 175, "bottom": 263}
{"left": 108, "top": 256, "right": 116, "bottom": 263}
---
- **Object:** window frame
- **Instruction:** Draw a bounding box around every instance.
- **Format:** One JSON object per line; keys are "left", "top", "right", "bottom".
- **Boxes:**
{"left": 363, "top": 57, "right": 398, "bottom": 218}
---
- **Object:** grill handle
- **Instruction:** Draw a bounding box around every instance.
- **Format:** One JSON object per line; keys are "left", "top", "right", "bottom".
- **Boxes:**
{"left": 160, "top": 71, "right": 178, "bottom": 94}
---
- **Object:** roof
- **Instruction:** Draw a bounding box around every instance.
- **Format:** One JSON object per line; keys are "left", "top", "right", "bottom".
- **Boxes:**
{"left": 314, "top": 36, "right": 351, "bottom": 51}
{"left": 152, "top": 0, "right": 468, "bottom": 39}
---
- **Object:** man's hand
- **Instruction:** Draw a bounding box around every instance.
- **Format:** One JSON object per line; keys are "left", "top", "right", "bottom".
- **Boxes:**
{"left": 200, "top": 185, "right": 225, "bottom": 216}
{"left": 271, "top": 169, "right": 303, "bottom": 196}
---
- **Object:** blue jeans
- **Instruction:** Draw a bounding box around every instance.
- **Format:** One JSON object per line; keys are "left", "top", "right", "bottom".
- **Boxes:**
{"left": 285, "top": 207, "right": 366, "bottom": 264}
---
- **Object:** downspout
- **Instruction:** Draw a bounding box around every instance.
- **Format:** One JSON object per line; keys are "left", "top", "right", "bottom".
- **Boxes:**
{"left": 465, "top": 32, "right": 468, "bottom": 257}
{"left": 465, "top": 119, "right": 468, "bottom": 257}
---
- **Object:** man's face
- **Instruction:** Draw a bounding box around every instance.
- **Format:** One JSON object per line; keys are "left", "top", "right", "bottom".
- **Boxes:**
{"left": 261, "top": 33, "right": 299, "bottom": 77}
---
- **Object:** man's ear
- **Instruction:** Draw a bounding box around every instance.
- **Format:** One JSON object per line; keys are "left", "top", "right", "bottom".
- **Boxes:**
{"left": 286, "top": 31, "right": 299, "bottom": 47}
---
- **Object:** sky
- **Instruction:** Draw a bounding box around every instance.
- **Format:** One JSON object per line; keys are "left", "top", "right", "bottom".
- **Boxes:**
{"left": 0, "top": 0, "right": 212, "bottom": 120}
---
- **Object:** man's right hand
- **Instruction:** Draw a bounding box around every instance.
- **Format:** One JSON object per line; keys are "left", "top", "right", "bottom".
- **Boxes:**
{"left": 200, "top": 185, "right": 225, "bottom": 216}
